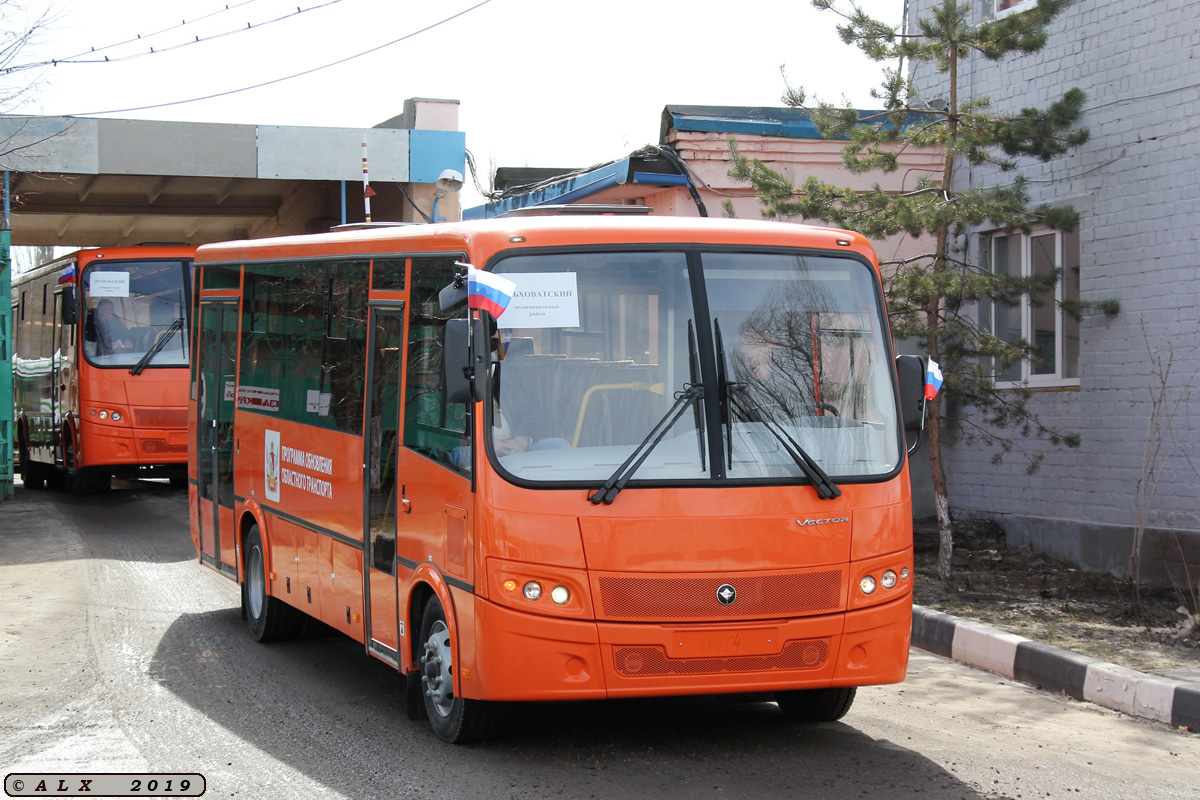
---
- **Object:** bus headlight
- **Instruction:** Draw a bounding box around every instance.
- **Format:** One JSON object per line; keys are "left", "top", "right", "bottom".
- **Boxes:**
{"left": 111, "top": 411, "right": 122, "bottom": 422}
{"left": 523, "top": 581, "right": 543, "bottom": 601}
{"left": 881, "top": 570, "right": 897, "bottom": 589}
{"left": 550, "top": 585, "right": 570, "bottom": 605}
{"left": 98, "top": 410, "right": 108, "bottom": 420}
{"left": 859, "top": 575, "right": 877, "bottom": 595}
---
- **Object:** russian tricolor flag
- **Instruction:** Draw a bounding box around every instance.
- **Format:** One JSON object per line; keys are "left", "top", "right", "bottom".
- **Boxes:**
{"left": 925, "top": 358, "right": 944, "bottom": 400}
{"left": 467, "top": 267, "right": 517, "bottom": 319}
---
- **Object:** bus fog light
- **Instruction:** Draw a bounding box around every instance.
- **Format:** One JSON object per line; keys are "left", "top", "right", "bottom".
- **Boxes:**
{"left": 523, "top": 581, "right": 543, "bottom": 601}
{"left": 859, "top": 575, "right": 877, "bottom": 595}
{"left": 901, "top": 568, "right": 910, "bottom": 581}
{"left": 881, "top": 570, "right": 897, "bottom": 589}
{"left": 550, "top": 585, "right": 570, "bottom": 605}
{"left": 98, "top": 410, "right": 108, "bottom": 420}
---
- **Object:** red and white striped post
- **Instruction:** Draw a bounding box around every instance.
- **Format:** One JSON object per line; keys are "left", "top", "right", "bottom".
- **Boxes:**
{"left": 361, "top": 137, "right": 374, "bottom": 223}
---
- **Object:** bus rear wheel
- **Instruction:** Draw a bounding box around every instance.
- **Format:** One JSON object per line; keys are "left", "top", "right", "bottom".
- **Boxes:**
{"left": 243, "top": 524, "right": 304, "bottom": 642}
{"left": 418, "top": 597, "right": 498, "bottom": 743}
{"left": 775, "top": 687, "right": 856, "bottom": 722}
{"left": 18, "top": 443, "right": 46, "bottom": 490}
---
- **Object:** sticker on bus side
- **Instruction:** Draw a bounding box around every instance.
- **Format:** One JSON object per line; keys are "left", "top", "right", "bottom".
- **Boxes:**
{"left": 238, "top": 385, "right": 280, "bottom": 411}
{"left": 265, "top": 430, "right": 281, "bottom": 502}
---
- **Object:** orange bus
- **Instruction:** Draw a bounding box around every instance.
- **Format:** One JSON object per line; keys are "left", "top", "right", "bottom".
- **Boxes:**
{"left": 188, "top": 212, "right": 926, "bottom": 742}
{"left": 13, "top": 245, "right": 194, "bottom": 493}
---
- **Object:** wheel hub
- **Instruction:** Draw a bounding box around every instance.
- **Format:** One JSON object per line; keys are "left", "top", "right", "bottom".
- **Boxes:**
{"left": 420, "top": 621, "right": 454, "bottom": 717}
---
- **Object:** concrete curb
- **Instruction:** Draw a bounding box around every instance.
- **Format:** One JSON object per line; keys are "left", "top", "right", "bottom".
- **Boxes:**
{"left": 912, "top": 605, "right": 1200, "bottom": 731}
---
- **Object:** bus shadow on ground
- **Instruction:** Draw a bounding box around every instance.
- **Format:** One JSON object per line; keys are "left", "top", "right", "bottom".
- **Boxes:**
{"left": 150, "top": 608, "right": 999, "bottom": 800}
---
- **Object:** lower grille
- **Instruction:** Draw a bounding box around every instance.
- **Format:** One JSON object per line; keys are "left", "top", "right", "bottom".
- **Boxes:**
{"left": 614, "top": 638, "right": 831, "bottom": 677}
{"left": 134, "top": 407, "right": 188, "bottom": 429}
{"left": 597, "top": 570, "right": 845, "bottom": 621}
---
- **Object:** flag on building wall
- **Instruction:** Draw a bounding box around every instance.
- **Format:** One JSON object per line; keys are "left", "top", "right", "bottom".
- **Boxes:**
{"left": 925, "top": 358, "right": 944, "bottom": 400}
{"left": 467, "top": 267, "right": 517, "bottom": 318}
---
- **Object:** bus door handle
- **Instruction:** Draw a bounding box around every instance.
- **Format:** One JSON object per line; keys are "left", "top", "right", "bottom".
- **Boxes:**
{"left": 400, "top": 484, "right": 412, "bottom": 514}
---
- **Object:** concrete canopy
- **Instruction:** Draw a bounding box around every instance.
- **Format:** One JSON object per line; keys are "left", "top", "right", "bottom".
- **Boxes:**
{"left": 0, "top": 101, "right": 465, "bottom": 247}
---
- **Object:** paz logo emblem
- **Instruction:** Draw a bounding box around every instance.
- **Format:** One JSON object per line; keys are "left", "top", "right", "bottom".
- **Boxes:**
{"left": 717, "top": 583, "right": 737, "bottom": 606}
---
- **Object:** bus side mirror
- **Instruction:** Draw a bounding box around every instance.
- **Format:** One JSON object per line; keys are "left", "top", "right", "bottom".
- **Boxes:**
{"left": 60, "top": 286, "right": 78, "bottom": 326}
{"left": 896, "top": 355, "right": 926, "bottom": 432}
{"left": 438, "top": 279, "right": 468, "bottom": 312}
{"left": 444, "top": 318, "right": 487, "bottom": 404}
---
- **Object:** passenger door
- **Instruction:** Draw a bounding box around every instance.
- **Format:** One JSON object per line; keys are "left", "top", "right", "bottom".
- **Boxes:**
{"left": 363, "top": 304, "right": 405, "bottom": 664}
{"left": 196, "top": 299, "right": 239, "bottom": 577}
{"left": 394, "top": 258, "right": 476, "bottom": 602}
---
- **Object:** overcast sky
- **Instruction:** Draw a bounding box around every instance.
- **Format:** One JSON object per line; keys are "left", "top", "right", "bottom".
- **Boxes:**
{"left": 10, "top": 0, "right": 903, "bottom": 209}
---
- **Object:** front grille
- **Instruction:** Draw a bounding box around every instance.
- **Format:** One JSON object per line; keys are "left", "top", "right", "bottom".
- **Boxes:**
{"left": 613, "top": 638, "right": 830, "bottom": 677}
{"left": 596, "top": 570, "right": 844, "bottom": 621}
{"left": 134, "top": 407, "right": 188, "bottom": 429}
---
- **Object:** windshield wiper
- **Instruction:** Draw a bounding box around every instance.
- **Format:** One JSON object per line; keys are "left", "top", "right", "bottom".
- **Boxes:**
{"left": 130, "top": 318, "right": 184, "bottom": 376}
{"left": 725, "top": 385, "right": 842, "bottom": 500}
{"left": 714, "top": 319, "right": 733, "bottom": 471}
{"left": 588, "top": 383, "right": 704, "bottom": 505}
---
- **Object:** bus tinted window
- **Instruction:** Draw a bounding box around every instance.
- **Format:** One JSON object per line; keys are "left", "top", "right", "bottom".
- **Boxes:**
{"left": 404, "top": 257, "right": 469, "bottom": 471}
{"left": 372, "top": 258, "right": 407, "bottom": 291}
{"left": 239, "top": 261, "right": 368, "bottom": 435}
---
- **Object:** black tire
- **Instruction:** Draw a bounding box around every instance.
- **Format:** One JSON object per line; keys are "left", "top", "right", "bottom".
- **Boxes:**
{"left": 19, "top": 444, "right": 46, "bottom": 490}
{"left": 243, "top": 524, "right": 304, "bottom": 642}
{"left": 775, "top": 687, "right": 856, "bottom": 722}
{"left": 63, "top": 431, "right": 109, "bottom": 494}
{"left": 418, "top": 597, "right": 498, "bottom": 743}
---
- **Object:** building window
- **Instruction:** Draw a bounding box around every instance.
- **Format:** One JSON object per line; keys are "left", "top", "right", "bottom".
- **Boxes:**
{"left": 991, "top": 0, "right": 1036, "bottom": 19}
{"left": 989, "top": 228, "right": 1080, "bottom": 385}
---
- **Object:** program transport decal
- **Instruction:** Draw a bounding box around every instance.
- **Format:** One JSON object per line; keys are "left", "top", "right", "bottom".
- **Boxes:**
{"left": 265, "top": 430, "right": 281, "bottom": 501}
{"left": 264, "top": 431, "right": 336, "bottom": 502}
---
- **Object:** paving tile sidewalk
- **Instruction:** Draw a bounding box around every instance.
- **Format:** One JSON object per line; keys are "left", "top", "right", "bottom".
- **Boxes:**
{"left": 912, "top": 605, "right": 1200, "bottom": 731}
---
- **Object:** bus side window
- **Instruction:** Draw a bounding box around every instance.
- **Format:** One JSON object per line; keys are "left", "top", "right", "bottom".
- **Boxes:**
{"left": 404, "top": 257, "right": 471, "bottom": 472}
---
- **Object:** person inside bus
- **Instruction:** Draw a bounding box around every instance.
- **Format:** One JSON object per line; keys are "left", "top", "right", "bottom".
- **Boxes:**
{"left": 86, "top": 298, "right": 135, "bottom": 355}
{"left": 449, "top": 330, "right": 569, "bottom": 467}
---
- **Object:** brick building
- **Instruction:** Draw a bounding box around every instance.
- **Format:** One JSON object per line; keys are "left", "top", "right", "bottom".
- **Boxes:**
{"left": 907, "top": 0, "right": 1200, "bottom": 584}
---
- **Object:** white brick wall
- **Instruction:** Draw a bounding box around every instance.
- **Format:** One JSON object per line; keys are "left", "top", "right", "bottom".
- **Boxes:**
{"left": 907, "top": 0, "right": 1200, "bottom": 570}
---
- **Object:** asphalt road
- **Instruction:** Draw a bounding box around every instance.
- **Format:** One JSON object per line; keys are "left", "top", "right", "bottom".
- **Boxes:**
{"left": 2, "top": 481, "right": 1198, "bottom": 800}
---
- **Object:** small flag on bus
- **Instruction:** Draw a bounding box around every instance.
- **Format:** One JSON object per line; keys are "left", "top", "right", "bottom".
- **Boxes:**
{"left": 467, "top": 267, "right": 517, "bottom": 319}
{"left": 925, "top": 358, "right": 944, "bottom": 400}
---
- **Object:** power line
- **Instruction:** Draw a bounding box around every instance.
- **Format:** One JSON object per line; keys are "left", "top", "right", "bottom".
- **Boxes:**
{"left": 6, "top": 0, "right": 345, "bottom": 73}
{"left": 64, "top": 0, "right": 496, "bottom": 117}
{"left": 58, "top": 0, "right": 262, "bottom": 62}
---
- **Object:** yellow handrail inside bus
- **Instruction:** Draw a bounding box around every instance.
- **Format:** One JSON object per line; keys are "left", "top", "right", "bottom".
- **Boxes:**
{"left": 572, "top": 382, "right": 666, "bottom": 447}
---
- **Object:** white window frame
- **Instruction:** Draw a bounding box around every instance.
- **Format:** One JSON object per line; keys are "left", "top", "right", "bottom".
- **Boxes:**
{"left": 991, "top": 0, "right": 1037, "bottom": 20}
{"left": 989, "top": 227, "right": 1080, "bottom": 389}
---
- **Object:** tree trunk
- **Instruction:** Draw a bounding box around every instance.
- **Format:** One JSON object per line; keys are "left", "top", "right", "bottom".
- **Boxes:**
{"left": 928, "top": 391, "right": 953, "bottom": 580}
{"left": 928, "top": 36, "right": 961, "bottom": 582}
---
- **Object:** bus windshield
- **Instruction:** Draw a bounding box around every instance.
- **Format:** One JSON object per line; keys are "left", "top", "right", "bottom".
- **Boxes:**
{"left": 489, "top": 249, "right": 900, "bottom": 486}
{"left": 81, "top": 259, "right": 191, "bottom": 368}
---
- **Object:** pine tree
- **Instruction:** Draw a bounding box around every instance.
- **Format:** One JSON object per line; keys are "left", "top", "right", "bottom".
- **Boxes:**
{"left": 729, "top": 0, "right": 1111, "bottom": 579}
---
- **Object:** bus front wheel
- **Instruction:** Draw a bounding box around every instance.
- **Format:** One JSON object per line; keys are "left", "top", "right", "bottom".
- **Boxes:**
{"left": 775, "top": 687, "right": 856, "bottom": 722}
{"left": 417, "top": 597, "right": 497, "bottom": 743}
{"left": 243, "top": 524, "right": 303, "bottom": 642}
